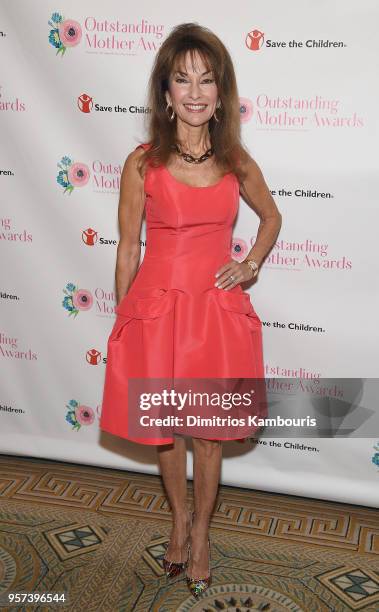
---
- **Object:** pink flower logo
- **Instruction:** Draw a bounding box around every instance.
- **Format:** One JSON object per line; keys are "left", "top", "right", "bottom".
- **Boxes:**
{"left": 62, "top": 283, "right": 93, "bottom": 317}
{"left": 239, "top": 98, "right": 253, "bottom": 123}
{"left": 231, "top": 238, "right": 249, "bottom": 261}
{"left": 59, "top": 20, "right": 82, "bottom": 47}
{"left": 75, "top": 405, "right": 95, "bottom": 426}
{"left": 48, "top": 13, "right": 82, "bottom": 57}
{"left": 57, "top": 156, "right": 90, "bottom": 194}
{"left": 72, "top": 289, "right": 93, "bottom": 311}
{"left": 66, "top": 399, "right": 96, "bottom": 430}
{"left": 68, "top": 162, "right": 90, "bottom": 187}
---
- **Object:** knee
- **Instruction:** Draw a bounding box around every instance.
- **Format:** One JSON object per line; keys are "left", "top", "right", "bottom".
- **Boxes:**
{"left": 193, "top": 438, "right": 222, "bottom": 457}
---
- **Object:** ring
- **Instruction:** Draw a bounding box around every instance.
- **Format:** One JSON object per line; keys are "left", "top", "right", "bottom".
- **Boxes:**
{"left": 230, "top": 275, "right": 235, "bottom": 281}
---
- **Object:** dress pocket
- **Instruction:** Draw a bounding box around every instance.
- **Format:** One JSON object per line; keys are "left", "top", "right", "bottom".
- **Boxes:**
{"left": 214, "top": 287, "right": 254, "bottom": 314}
{"left": 116, "top": 287, "right": 178, "bottom": 319}
{"left": 109, "top": 288, "right": 179, "bottom": 342}
{"left": 213, "top": 287, "right": 262, "bottom": 331}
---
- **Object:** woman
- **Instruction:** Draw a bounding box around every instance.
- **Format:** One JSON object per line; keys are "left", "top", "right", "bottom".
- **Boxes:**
{"left": 100, "top": 23, "right": 281, "bottom": 598}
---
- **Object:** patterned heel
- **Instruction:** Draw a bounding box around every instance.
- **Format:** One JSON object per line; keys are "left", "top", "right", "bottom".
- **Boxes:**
{"left": 162, "top": 541, "right": 190, "bottom": 578}
{"left": 186, "top": 537, "right": 211, "bottom": 598}
{"left": 162, "top": 511, "right": 193, "bottom": 578}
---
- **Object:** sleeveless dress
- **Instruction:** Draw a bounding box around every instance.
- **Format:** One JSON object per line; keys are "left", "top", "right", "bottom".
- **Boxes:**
{"left": 99, "top": 143, "right": 267, "bottom": 445}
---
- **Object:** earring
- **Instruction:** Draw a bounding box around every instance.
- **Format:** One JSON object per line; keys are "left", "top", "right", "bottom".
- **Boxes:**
{"left": 165, "top": 102, "right": 175, "bottom": 121}
{"left": 213, "top": 100, "right": 221, "bottom": 123}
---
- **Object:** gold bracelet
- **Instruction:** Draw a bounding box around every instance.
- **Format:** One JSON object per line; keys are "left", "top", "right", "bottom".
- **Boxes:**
{"left": 243, "top": 259, "right": 259, "bottom": 277}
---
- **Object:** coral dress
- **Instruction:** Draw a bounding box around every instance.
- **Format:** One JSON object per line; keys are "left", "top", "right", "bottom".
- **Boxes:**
{"left": 99, "top": 143, "right": 267, "bottom": 445}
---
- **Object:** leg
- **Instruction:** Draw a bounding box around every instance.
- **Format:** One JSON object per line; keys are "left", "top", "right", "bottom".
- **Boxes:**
{"left": 157, "top": 435, "right": 191, "bottom": 562}
{"left": 188, "top": 438, "right": 222, "bottom": 577}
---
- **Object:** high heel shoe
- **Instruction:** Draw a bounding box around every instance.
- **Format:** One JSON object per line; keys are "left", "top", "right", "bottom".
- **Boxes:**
{"left": 162, "top": 511, "right": 193, "bottom": 578}
{"left": 185, "top": 537, "right": 211, "bottom": 598}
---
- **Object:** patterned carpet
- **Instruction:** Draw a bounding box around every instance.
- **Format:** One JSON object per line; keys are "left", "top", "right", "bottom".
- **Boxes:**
{"left": 0, "top": 454, "right": 378, "bottom": 611}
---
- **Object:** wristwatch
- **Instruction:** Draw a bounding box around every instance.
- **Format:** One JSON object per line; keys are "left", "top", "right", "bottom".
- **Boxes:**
{"left": 243, "top": 259, "right": 259, "bottom": 277}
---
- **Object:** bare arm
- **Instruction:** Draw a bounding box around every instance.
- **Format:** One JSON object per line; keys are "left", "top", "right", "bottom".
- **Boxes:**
{"left": 239, "top": 154, "right": 282, "bottom": 268}
{"left": 115, "top": 148, "right": 146, "bottom": 305}
{"left": 215, "top": 153, "right": 282, "bottom": 290}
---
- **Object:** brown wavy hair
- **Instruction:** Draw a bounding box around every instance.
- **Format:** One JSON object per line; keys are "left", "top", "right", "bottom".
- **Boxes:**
{"left": 137, "top": 22, "right": 249, "bottom": 183}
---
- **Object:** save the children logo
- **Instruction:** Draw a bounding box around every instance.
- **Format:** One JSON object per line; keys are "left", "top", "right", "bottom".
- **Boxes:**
{"left": 82, "top": 228, "right": 118, "bottom": 247}
{"left": 245, "top": 27, "right": 347, "bottom": 51}
{"left": 245, "top": 29, "right": 265, "bottom": 51}
{"left": 78, "top": 93, "right": 93, "bottom": 113}
{"left": 57, "top": 156, "right": 90, "bottom": 194}
{"left": 62, "top": 283, "right": 93, "bottom": 317}
{"left": 48, "top": 12, "right": 82, "bottom": 56}
{"left": 82, "top": 228, "right": 98, "bottom": 246}
{"left": 76, "top": 92, "right": 151, "bottom": 115}
{"left": 86, "top": 349, "right": 103, "bottom": 365}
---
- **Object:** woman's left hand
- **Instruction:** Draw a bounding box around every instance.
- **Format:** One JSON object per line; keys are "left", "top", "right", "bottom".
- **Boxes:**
{"left": 214, "top": 259, "right": 256, "bottom": 290}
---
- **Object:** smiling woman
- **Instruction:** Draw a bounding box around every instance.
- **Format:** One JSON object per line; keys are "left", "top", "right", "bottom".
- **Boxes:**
{"left": 138, "top": 25, "right": 251, "bottom": 184}
{"left": 99, "top": 22, "right": 282, "bottom": 598}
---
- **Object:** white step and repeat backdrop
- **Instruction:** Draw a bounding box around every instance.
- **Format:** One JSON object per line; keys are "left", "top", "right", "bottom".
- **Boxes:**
{"left": 1, "top": 1, "right": 378, "bottom": 507}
